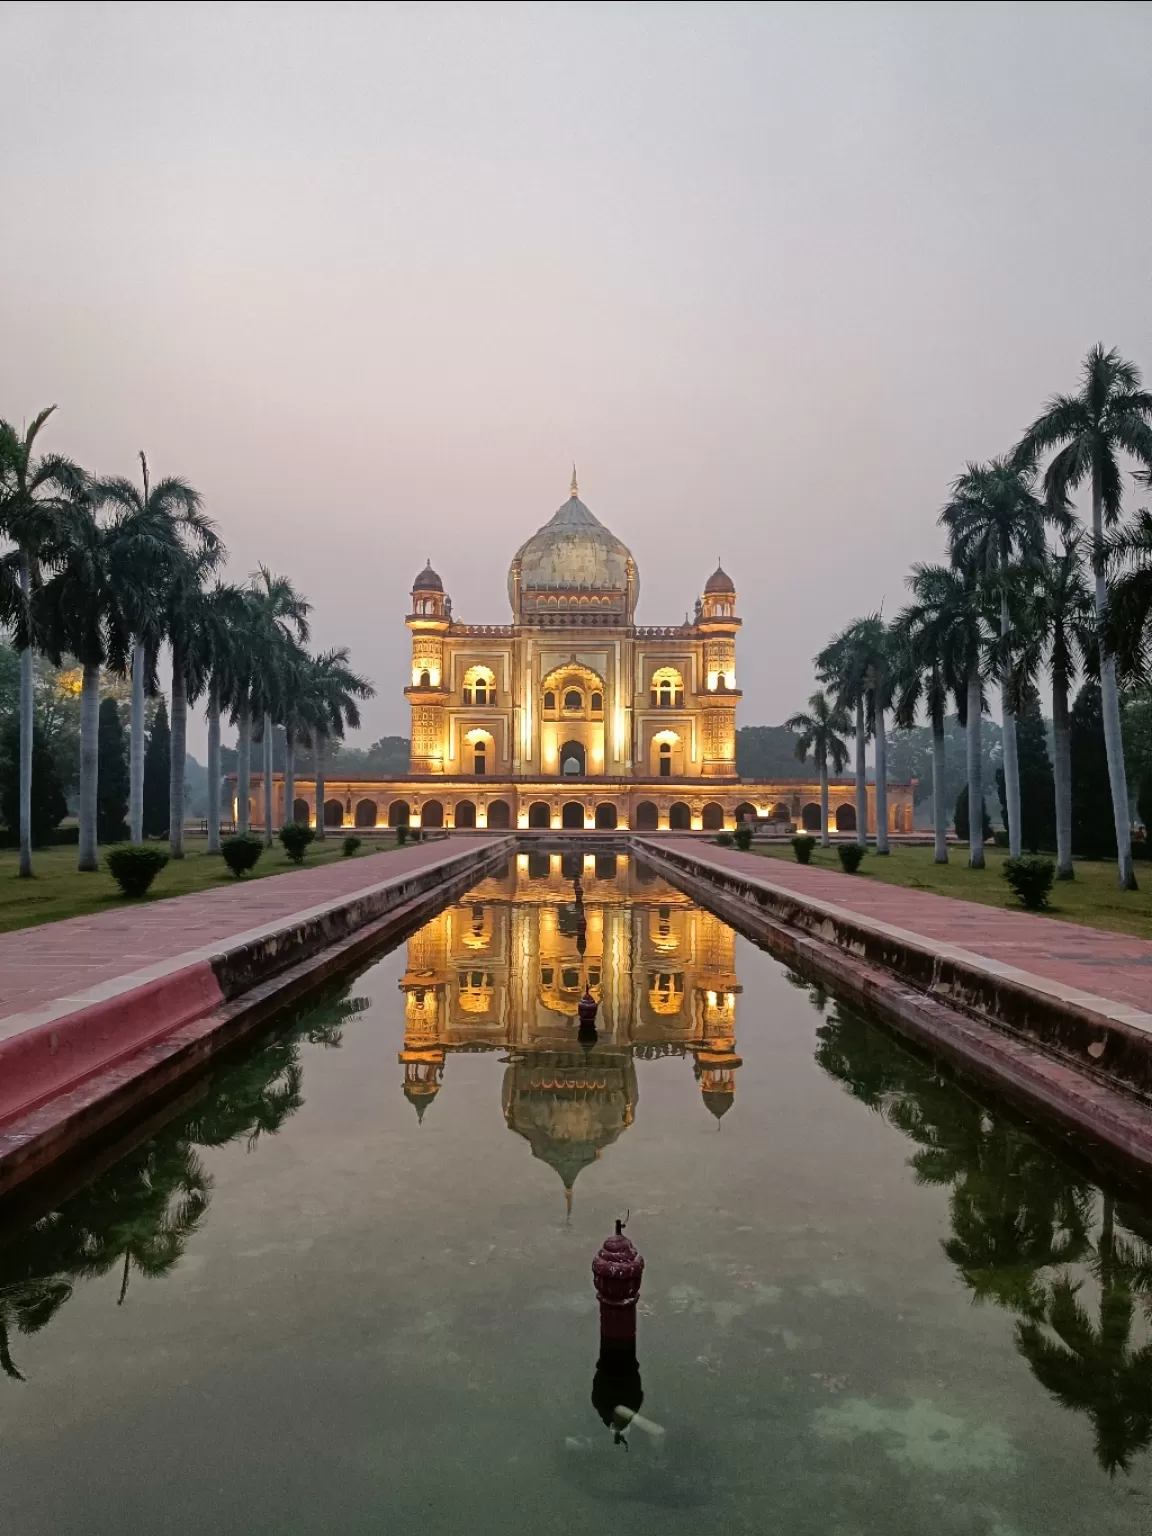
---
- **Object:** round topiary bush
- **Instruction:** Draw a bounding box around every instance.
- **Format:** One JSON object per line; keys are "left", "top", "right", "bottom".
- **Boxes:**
{"left": 278, "top": 823, "right": 316, "bottom": 865}
{"left": 715, "top": 831, "right": 734, "bottom": 847}
{"left": 221, "top": 833, "right": 264, "bottom": 878}
{"left": 733, "top": 825, "right": 753, "bottom": 851}
{"left": 396, "top": 825, "right": 408, "bottom": 845}
{"left": 105, "top": 844, "right": 170, "bottom": 897}
{"left": 837, "top": 843, "right": 866, "bottom": 874}
{"left": 342, "top": 835, "right": 362, "bottom": 857}
{"left": 791, "top": 833, "right": 815, "bottom": 865}
{"left": 1003, "top": 855, "right": 1055, "bottom": 910}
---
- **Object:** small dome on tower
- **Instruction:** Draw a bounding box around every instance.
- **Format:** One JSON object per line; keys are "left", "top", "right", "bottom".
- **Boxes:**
{"left": 704, "top": 563, "right": 735, "bottom": 596}
{"left": 412, "top": 560, "right": 444, "bottom": 593}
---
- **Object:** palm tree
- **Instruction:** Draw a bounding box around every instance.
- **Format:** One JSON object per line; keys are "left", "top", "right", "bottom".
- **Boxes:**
{"left": 1016, "top": 540, "right": 1095, "bottom": 879}
{"left": 784, "top": 691, "right": 851, "bottom": 847}
{"left": 244, "top": 568, "right": 311, "bottom": 844}
{"left": 816, "top": 616, "right": 892, "bottom": 852}
{"left": 0, "top": 407, "right": 85, "bottom": 876}
{"left": 892, "top": 584, "right": 964, "bottom": 865}
{"left": 190, "top": 582, "right": 247, "bottom": 854}
{"left": 1104, "top": 509, "right": 1152, "bottom": 681}
{"left": 1016, "top": 345, "right": 1152, "bottom": 890}
{"left": 941, "top": 458, "right": 1066, "bottom": 859}
{"left": 97, "top": 454, "right": 211, "bottom": 845}
{"left": 306, "top": 648, "right": 374, "bottom": 839}
{"left": 164, "top": 544, "right": 223, "bottom": 858}
{"left": 902, "top": 563, "right": 989, "bottom": 867}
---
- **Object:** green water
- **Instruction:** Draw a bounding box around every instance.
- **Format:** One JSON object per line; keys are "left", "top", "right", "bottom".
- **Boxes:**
{"left": 1, "top": 855, "right": 1151, "bottom": 1535}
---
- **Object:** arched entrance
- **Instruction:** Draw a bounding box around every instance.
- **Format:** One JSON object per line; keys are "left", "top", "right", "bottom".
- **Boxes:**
{"left": 528, "top": 800, "right": 551, "bottom": 828}
{"left": 561, "top": 801, "right": 585, "bottom": 829}
{"left": 455, "top": 800, "right": 477, "bottom": 829}
{"left": 387, "top": 800, "right": 410, "bottom": 827}
{"left": 734, "top": 801, "right": 756, "bottom": 824}
{"left": 354, "top": 798, "right": 378, "bottom": 828}
{"left": 595, "top": 803, "right": 618, "bottom": 830}
{"left": 802, "top": 802, "right": 822, "bottom": 832}
{"left": 487, "top": 799, "right": 511, "bottom": 829}
{"left": 292, "top": 798, "right": 310, "bottom": 825}
{"left": 701, "top": 802, "right": 724, "bottom": 831}
{"left": 669, "top": 802, "right": 691, "bottom": 831}
{"left": 421, "top": 799, "right": 444, "bottom": 828}
{"left": 836, "top": 803, "right": 857, "bottom": 833}
{"left": 324, "top": 799, "right": 343, "bottom": 827}
{"left": 559, "top": 740, "right": 586, "bottom": 776}
{"left": 636, "top": 801, "right": 659, "bottom": 831}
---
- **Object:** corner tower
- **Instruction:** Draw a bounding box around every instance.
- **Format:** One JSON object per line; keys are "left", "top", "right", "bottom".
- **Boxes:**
{"left": 405, "top": 561, "right": 450, "bottom": 774}
{"left": 698, "top": 564, "right": 741, "bottom": 779}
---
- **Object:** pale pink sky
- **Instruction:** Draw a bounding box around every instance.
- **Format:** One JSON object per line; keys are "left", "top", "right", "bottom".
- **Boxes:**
{"left": 2, "top": 2, "right": 1150, "bottom": 753}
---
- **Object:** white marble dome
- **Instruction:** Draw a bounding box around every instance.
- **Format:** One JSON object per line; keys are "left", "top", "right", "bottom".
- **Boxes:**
{"left": 509, "top": 482, "right": 637, "bottom": 609}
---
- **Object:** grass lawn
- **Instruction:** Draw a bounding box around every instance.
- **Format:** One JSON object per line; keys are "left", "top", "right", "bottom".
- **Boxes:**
{"left": 0, "top": 834, "right": 400, "bottom": 935}
{"left": 749, "top": 841, "right": 1152, "bottom": 940}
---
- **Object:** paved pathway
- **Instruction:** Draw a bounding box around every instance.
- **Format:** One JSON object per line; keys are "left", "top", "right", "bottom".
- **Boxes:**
{"left": 0, "top": 839, "right": 479, "bottom": 1025}
{"left": 652, "top": 837, "right": 1152, "bottom": 1015}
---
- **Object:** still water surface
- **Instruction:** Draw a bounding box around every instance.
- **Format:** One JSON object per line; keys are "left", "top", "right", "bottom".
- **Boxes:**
{"left": 2, "top": 854, "right": 1151, "bottom": 1534}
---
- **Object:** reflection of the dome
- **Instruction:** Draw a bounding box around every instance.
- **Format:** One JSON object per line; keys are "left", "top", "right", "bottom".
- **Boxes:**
{"left": 398, "top": 857, "right": 742, "bottom": 1196}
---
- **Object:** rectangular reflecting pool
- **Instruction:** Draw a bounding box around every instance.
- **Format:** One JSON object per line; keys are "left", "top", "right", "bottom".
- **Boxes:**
{"left": 2, "top": 853, "right": 1151, "bottom": 1534}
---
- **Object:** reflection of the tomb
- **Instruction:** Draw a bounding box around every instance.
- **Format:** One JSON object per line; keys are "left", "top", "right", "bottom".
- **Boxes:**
{"left": 399, "top": 857, "right": 742, "bottom": 1205}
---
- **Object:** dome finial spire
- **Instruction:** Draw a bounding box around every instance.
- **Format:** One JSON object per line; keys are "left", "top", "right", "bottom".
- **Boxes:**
{"left": 570, "top": 463, "right": 578, "bottom": 499}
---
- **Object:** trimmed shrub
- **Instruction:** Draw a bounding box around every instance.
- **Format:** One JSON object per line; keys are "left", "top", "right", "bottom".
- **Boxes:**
{"left": 396, "top": 825, "right": 408, "bottom": 845}
{"left": 993, "top": 829, "right": 1010, "bottom": 849}
{"left": 838, "top": 843, "right": 866, "bottom": 874}
{"left": 733, "top": 825, "right": 753, "bottom": 851}
{"left": 342, "top": 835, "right": 362, "bottom": 857}
{"left": 221, "top": 834, "right": 264, "bottom": 878}
{"left": 278, "top": 823, "right": 316, "bottom": 865}
{"left": 791, "top": 833, "right": 815, "bottom": 865}
{"left": 715, "top": 831, "right": 734, "bottom": 847}
{"left": 105, "top": 844, "right": 169, "bottom": 898}
{"left": 1003, "top": 855, "right": 1055, "bottom": 910}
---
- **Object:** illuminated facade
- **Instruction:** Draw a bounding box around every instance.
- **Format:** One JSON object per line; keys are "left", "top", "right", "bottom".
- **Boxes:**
{"left": 398, "top": 855, "right": 743, "bottom": 1207}
{"left": 251, "top": 473, "right": 914, "bottom": 834}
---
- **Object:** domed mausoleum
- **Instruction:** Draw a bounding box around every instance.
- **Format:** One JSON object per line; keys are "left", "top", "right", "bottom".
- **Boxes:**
{"left": 248, "top": 471, "right": 915, "bottom": 838}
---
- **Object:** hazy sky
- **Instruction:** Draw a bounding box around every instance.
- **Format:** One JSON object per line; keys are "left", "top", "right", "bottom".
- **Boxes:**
{"left": 3, "top": 1, "right": 1151, "bottom": 753}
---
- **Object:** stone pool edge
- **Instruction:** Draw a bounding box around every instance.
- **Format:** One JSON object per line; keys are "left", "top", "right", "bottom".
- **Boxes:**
{"left": 635, "top": 836, "right": 1152, "bottom": 1180}
{"left": 0, "top": 837, "right": 514, "bottom": 1197}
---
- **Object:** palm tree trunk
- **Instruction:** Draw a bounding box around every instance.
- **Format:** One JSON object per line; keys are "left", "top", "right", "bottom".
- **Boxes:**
{"left": 931, "top": 713, "right": 948, "bottom": 864}
{"left": 236, "top": 704, "right": 251, "bottom": 834}
{"left": 17, "top": 553, "right": 34, "bottom": 878}
{"left": 284, "top": 727, "right": 296, "bottom": 825}
{"left": 854, "top": 698, "right": 867, "bottom": 847}
{"left": 1093, "top": 465, "right": 1137, "bottom": 889}
{"left": 129, "top": 639, "right": 146, "bottom": 845}
{"left": 262, "top": 712, "right": 274, "bottom": 844}
{"left": 1000, "top": 589, "right": 1022, "bottom": 859}
{"left": 78, "top": 660, "right": 100, "bottom": 872}
{"left": 169, "top": 648, "right": 187, "bottom": 859}
{"left": 874, "top": 695, "right": 889, "bottom": 855}
{"left": 1052, "top": 671, "right": 1073, "bottom": 880}
{"left": 315, "top": 732, "right": 327, "bottom": 840}
{"left": 966, "top": 668, "right": 984, "bottom": 869}
{"left": 819, "top": 757, "right": 830, "bottom": 848}
{"left": 206, "top": 680, "right": 222, "bottom": 854}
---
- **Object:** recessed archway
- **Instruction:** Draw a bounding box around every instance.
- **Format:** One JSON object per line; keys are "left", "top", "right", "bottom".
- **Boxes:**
{"left": 421, "top": 799, "right": 444, "bottom": 828}
{"left": 595, "top": 802, "right": 618, "bottom": 830}
{"left": 669, "top": 801, "right": 691, "bottom": 831}
{"left": 734, "top": 801, "right": 756, "bottom": 824}
{"left": 292, "top": 797, "right": 310, "bottom": 826}
{"left": 355, "top": 798, "right": 378, "bottom": 828}
{"left": 559, "top": 740, "right": 586, "bottom": 776}
{"left": 324, "top": 799, "right": 343, "bottom": 827}
{"left": 635, "top": 800, "right": 659, "bottom": 831}
{"left": 487, "top": 799, "right": 511, "bottom": 829}
{"left": 701, "top": 802, "right": 724, "bottom": 831}
{"left": 561, "top": 801, "right": 585, "bottom": 829}
{"left": 836, "top": 803, "right": 857, "bottom": 833}
{"left": 802, "top": 802, "right": 822, "bottom": 832}
{"left": 528, "top": 800, "right": 551, "bottom": 828}
{"left": 387, "top": 800, "right": 410, "bottom": 827}
{"left": 455, "top": 800, "right": 477, "bottom": 829}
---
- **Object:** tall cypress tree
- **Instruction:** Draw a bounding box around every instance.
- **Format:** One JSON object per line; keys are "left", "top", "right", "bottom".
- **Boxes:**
{"left": 97, "top": 698, "right": 130, "bottom": 843}
{"left": 996, "top": 699, "right": 1056, "bottom": 852}
{"left": 1070, "top": 680, "right": 1115, "bottom": 860}
{"left": 0, "top": 721, "right": 68, "bottom": 846}
{"left": 142, "top": 698, "right": 171, "bottom": 839}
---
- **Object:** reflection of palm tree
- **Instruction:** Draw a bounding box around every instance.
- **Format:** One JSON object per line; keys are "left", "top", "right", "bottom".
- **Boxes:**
{"left": 1017, "top": 1195, "right": 1152, "bottom": 1475}
{"left": 0, "top": 1278, "right": 73, "bottom": 1380}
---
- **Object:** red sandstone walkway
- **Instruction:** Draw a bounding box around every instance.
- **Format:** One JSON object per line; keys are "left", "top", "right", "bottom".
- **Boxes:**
{"left": 0, "top": 839, "right": 482, "bottom": 1027}
{"left": 652, "top": 837, "right": 1152, "bottom": 1018}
